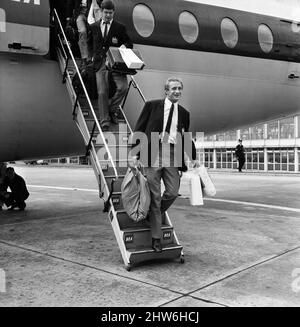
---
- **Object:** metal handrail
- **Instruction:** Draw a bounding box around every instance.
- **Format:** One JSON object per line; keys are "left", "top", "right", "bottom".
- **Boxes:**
{"left": 119, "top": 75, "right": 147, "bottom": 135}
{"left": 130, "top": 75, "right": 147, "bottom": 103}
{"left": 53, "top": 9, "right": 118, "bottom": 180}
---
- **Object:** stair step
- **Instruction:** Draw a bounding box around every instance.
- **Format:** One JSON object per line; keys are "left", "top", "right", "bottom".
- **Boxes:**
{"left": 101, "top": 165, "right": 129, "bottom": 177}
{"left": 85, "top": 122, "right": 128, "bottom": 133}
{"left": 127, "top": 243, "right": 183, "bottom": 265}
{"left": 104, "top": 176, "right": 124, "bottom": 193}
{"left": 81, "top": 107, "right": 126, "bottom": 120}
{"left": 115, "top": 210, "right": 149, "bottom": 229}
{"left": 96, "top": 147, "right": 131, "bottom": 162}
{"left": 94, "top": 135, "right": 131, "bottom": 147}
{"left": 81, "top": 104, "right": 99, "bottom": 116}
{"left": 123, "top": 225, "right": 174, "bottom": 250}
{"left": 98, "top": 160, "right": 130, "bottom": 175}
{"left": 85, "top": 120, "right": 130, "bottom": 137}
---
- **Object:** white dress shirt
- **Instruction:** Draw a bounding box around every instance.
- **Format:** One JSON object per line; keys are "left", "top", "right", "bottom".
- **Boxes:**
{"left": 162, "top": 98, "right": 178, "bottom": 144}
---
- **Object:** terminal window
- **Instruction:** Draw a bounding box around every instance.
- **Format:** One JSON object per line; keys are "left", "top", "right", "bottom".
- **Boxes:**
{"left": 225, "top": 130, "right": 237, "bottom": 141}
{"left": 240, "top": 127, "right": 251, "bottom": 140}
{"left": 267, "top": 148, "right": 295, "bottom": 171}
{"left": 204, "top": 149, "right": 214, "bottom": 168}
{"left": 245, "top": 148, "right": 264, "bottom": 170}
{"left": 267, "top": 121, "right": 279, "bottom": 140}
{"left": 216, "top": 148, "right": 237, "bottom": 169}
{"left": 279, "top": 117, "right": 294, "bottom": 139}
{"left": 251, "top": 124, "right": 264, "bottom": 140}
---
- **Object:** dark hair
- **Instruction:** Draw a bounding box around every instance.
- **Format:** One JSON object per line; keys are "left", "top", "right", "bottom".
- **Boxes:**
{"left": 238, "top": 139, "right": 242, "bottom": 142}
{"left": 6, "top": 167, "right": 14, "bottom": 173}
{"left": 100, "top": 0, "right": 115, "bottom": 10}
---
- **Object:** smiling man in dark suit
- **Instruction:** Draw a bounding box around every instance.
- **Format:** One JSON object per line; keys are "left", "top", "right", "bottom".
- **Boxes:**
{"left": 131, "top": 77, "right": 200, "bottom": 252}
{"left": 90, "top": 0, "right": 133, "bottom": 131}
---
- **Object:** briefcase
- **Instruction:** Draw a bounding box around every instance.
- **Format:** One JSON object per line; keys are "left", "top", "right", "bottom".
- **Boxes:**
{"left": 107, "top": 47, "right": 144, "bottom": 75}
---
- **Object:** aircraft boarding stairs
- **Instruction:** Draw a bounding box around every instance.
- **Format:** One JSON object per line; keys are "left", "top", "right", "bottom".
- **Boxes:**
{"left": 54, "top": 10, "right": 184, "bottom": 270}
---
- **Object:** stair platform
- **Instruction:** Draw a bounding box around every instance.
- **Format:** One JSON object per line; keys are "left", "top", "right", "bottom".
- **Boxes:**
{"left": 127, "top": 243, "right": 184, "bottom": 268}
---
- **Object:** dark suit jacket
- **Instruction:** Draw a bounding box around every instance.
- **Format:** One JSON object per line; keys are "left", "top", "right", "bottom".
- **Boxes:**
{"left": 132, "top": 99, "right": 197, "bottom": 171}
{"left": 235, "top": 144, "right": 245, "bottom": 159}
{"left": 90, "top": 19, "right": 133, "bottom": 72}
{"left": 66, "top": 0, "right": 92, "bottom": 19}
{"left": 4, "top": 174, "right": 30, "bottom": 201}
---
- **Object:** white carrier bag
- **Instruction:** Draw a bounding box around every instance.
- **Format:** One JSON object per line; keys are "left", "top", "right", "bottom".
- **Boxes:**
{"left": 184, "top": 171, "right": 204, "bottom": 206}
{"left": 194, "top": 166, "right": 216, "bottom": 197}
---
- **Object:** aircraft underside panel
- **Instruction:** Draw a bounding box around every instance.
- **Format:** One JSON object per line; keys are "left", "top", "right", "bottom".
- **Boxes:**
{"left": 0, "top": 0, "right": 49, "bottom": 55}
{"left": 0, "top": 52, "right": 85, "bottom": 162}
{"left": 124, "top": 44, "right": 300, "bottom": 134}
{"left": 0, "top": 22, "right": 49, "bottom": 55}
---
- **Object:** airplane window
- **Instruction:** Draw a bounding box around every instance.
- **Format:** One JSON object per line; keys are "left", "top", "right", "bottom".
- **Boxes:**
{"left": 258, "top": 24, "right": 273, "bottom": 53}
{"left": 132, "top": 4, "right": 155, "bottom": 38}
{"left": 0, "top": 9, "right": 6, "bottom": 32}
{"left": 221, "top": 18, "right": 238, "bottom": 48}
{"left": 179, "top": 11, "right": 199, "bottom": 43}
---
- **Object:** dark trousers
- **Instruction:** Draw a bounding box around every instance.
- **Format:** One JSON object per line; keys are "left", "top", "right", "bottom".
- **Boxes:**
{"left": 144, "top": 144, "right": 180, "bottom": 239}
{"left": 238, "top": 157, "right": 245, "bottom": 171}
{"left": 95, "top": 62, "right": 128, "bottom": 127}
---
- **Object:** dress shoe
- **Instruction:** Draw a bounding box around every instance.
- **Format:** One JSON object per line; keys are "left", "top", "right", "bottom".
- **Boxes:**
{"left": 152, "top": 238, "right": 162, "bottom": 253}
{"left": 161, "top": 211, "right": 166, "bottom": 225}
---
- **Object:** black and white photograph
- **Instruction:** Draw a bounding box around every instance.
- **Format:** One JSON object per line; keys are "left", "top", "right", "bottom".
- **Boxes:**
{"left": 0, "top": 0, "right": 300, "bottom": 312}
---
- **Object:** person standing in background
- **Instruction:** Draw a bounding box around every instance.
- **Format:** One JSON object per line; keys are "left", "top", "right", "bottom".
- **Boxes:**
{"left": 235, "top": 139, "right": 245, "bottom": 172}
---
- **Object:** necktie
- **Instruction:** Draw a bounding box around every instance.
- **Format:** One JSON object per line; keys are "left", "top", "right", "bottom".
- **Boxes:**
{"left": 163, "top": 103, "right": 174, "bottom": 142}
{"left": 103, "top": 22, "right": 108, "bottom": 39}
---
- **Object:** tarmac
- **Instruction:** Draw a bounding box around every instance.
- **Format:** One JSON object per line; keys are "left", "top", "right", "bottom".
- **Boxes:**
{"left": 0, "top": 164, "right": 300, "bottom": 307}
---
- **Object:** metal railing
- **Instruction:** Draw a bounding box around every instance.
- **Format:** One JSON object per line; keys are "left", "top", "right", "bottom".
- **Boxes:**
{"left": 53, "top": 9, "right": 118, "bottom": 181}
{"left": 119, "top": 75, "right": 147, "bottom": 135}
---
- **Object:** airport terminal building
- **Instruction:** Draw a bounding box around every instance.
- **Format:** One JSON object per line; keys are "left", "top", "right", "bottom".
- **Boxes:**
{"left": 48, "top": 113, "right": 300, "bottom": 174}
{"left": 201, "top": 113, "right": 300, "bottom": 173}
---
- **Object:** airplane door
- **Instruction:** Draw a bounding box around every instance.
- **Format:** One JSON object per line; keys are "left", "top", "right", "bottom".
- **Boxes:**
{"left": 0, "top": 0, "right": 49, "bottom": 55}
